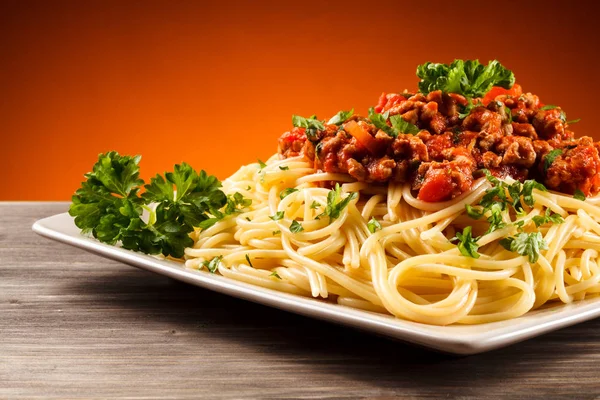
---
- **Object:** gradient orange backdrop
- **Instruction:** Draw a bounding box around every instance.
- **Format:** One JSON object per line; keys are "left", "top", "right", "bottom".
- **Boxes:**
{"left": 2, "top": 0, "right": 599, "bottom": 200}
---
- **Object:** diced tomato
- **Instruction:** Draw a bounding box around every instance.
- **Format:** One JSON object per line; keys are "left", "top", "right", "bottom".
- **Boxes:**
{"left": 417, "top": 169, "right": 454, "bottom": 202}
{"left": 280, "top": 127, "right": 306, "bottom": 144}
{"left": 344, "top": 121, "right": 381, "bottom": 154}
{"left": 374, "top": 92, "right": 387, "bottom": 113}
{"left": 482, "top": 83, "right": 523, "bottom": 105}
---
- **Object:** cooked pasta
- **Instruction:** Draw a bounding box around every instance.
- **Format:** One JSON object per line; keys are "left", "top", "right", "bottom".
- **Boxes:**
{"left": 183, "top": 155, "right": 600, "bottom": 325}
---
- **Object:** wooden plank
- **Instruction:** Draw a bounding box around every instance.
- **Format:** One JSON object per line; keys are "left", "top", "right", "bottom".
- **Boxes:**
{"left": 2, "top": 202, "right": 600, "bottom": 399}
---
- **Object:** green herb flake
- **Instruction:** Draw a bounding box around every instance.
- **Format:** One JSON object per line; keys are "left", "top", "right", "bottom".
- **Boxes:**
{"left": 574, "top": 189, "right": 586, "bottom": 201}
{"left": 328, "top": 109, "right": 354, "bottom": 125}
{"left": 270, "top": 271, "right": 282, "bottom": 279}
{"left": 279, "top": 166, "right": 289, "bottom": 171}
{"left": 245, "top": 254, "right": 254, "bottom": 268}
{"left": 543, "top": 149, "right": 562, "bottom": 174}
{"left": 292, "top": 115, "right": 325, "bottom": 131}
{"left": 290, "top": 220, "right": 304, "bottom": 233}
{"left": 532, "top": 208, "right": 565, "bottom": 227}
{"left": 499, "top": 232, "right": 548, "bottom": 263}
{"left": 270, "top": 211, "right": 285, "bottom": 221}
{"left": 389, "top": 114, "right": 420, "bottom": 135}
{"left": 202, "top": 256, "right": 223, "bottom": 273}
{"left": 451, "top": 226, "right": 480, "bottom": 259}
{"left": 319, "top": 183, "right": 358, "bottom": 221}
{"left": 280, "top": 188, "right": 299, "bottom": 200}
{"left": 367, "top": 217, "right": 382, "bottom": 233}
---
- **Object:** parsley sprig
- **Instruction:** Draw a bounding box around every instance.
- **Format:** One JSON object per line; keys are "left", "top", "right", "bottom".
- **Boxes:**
{"left": 69, "top": 152, "right": 250, "bottom": 258}
{"left": 318, "top": 184, "right": 358, "bottom": 220}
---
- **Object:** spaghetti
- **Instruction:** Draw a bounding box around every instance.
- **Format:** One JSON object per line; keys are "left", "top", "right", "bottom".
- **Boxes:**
{"left": 183, "top": 155, "right": 600, "bottom": 325}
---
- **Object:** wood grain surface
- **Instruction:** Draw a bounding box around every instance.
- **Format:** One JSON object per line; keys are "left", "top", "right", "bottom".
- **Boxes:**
{"left": 2, "top": 202, "right": 600, "bottom": 399}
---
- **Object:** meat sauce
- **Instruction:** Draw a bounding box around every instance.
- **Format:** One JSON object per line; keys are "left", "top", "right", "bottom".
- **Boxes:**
{"left": 278, "top": 86, "right": 600, "bottom": 202}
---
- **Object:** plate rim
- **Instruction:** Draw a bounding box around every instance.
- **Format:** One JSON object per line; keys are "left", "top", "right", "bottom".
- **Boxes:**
{"left": 32, "top": 212, "right": 600, "bottom": 355}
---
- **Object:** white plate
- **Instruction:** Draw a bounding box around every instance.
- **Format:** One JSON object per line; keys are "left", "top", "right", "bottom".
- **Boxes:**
{"left": 33, "top": 213, "right": 600, "bottom": 355}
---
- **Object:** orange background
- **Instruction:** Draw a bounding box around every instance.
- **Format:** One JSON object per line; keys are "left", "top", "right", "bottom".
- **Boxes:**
{"left": 1, "top": 0, "right": 599, "bottom": 200}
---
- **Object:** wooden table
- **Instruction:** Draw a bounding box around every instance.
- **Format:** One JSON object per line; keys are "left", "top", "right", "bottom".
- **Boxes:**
{"left": 2, "top": 202, "right": 600, "bottom": 399}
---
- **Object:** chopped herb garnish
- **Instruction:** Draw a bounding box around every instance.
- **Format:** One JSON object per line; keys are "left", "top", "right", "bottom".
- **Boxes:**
{"left": 328, "top": 109, "right": 354, "bottom": 125}
{"left": 521, "top": 180, "right": 547, "bottom": 207}
{"left": 280, "top": 188, "right": 299, "bottom": 200}
{"left": 245, "top": 254, "right": 254, "bottom": 268}
{"left": 499, "top": 232, "right": 548, "bottom": 263}
{"left": 272, "top": 230, "right": 281, "bottom": 235}
{"left": 367, "top": 217, "right": 382, "bottom": 233}
{"left": 532, "top": 208, "right": 565, "bottom": 227}
{"left": 540, "top": 105, "right": 558, "bottom": 110}
{"left": 543, "top": 149, "right": 562, "bottom": 174}
{"left": 574, "top": 189, "right": 586, "bottom": 201}
{"left": 389, "top": 114, "right": 420, "bottom": 135}
{"left": 258, "top": 159, "right": 267, "bottom": 170}
{"left": 279, "top": 166, "right": 289, "bottom": 171}
{"left": 451, "top": 226, "right": 480, "bottom": 259}
{"left": 202, "top": 256, "right": 223, "bottom": 273}
{"left": 368, "top": 107, "right": 396, "bottom": 137}
{"left": 319, "top": 183, "right": 358, "bottom": 220}
{"left": 310, "top": 201, "right": 321, "bottom": 209}
{"left": 290, "top": 220, "right": 304, "bottom": 233}
{"left": 270, "top": 211, "right": 285, "bottom": 221}
{"left": 566, "top": 118, "right": 581, "bottom": 125}
{"left": 292, "top": 114, "right": 325, "bottom": 131}
{"left": 270, "top": 271, "right": 282, "bottom": 279}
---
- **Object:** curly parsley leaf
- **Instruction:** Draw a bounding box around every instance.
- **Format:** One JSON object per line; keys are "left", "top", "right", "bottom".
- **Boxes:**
{"left": 499, "top": 232, "right": 548, "bottom": 263}
{"left": 69, "top": 152, "right": 144, "bottom": 241}
{"left": 417, "top": 59, "right": 515, "bottom": 97}
{"left": 451, "top": 226, "right": 480, "bottom": 258}
{"left": 328, "top": 109, "right": 354, "bottom": 125}
{"left": 367, "top": 217, "right": 382, "bottom": 233}
{"left": 70, "top": 152, "right": 245, "bottom": 259}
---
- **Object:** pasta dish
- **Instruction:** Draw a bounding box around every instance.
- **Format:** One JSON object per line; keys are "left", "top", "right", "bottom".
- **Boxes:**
{"left": 69, "top": 60, "right": 600, "bottom": 325}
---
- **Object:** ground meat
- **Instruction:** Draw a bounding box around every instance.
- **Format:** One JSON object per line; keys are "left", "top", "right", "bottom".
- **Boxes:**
{"left": 278, "top": 87, "right": 600, "bottom": 200}
{"left": 496, "top": 136, "right": 536, "bottom": 168}
{"left": 278, "top": 127, "right": 307, "bottom": 158}
{"left": 532, "top": 108, "right": 569, "bottom": 141}
{"left": 545, "top": 144, "right": 600, "bottom": 195}
{"left": 511, "top": 122, "right": 538, "bottom": 139}
{"left": 463, "top": 107, "right": 503, "bottom": 151}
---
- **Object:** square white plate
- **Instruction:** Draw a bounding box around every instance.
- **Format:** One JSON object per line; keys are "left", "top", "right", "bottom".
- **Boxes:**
{"left": 33, "top": 212, "right": 600, "bottom": 355}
